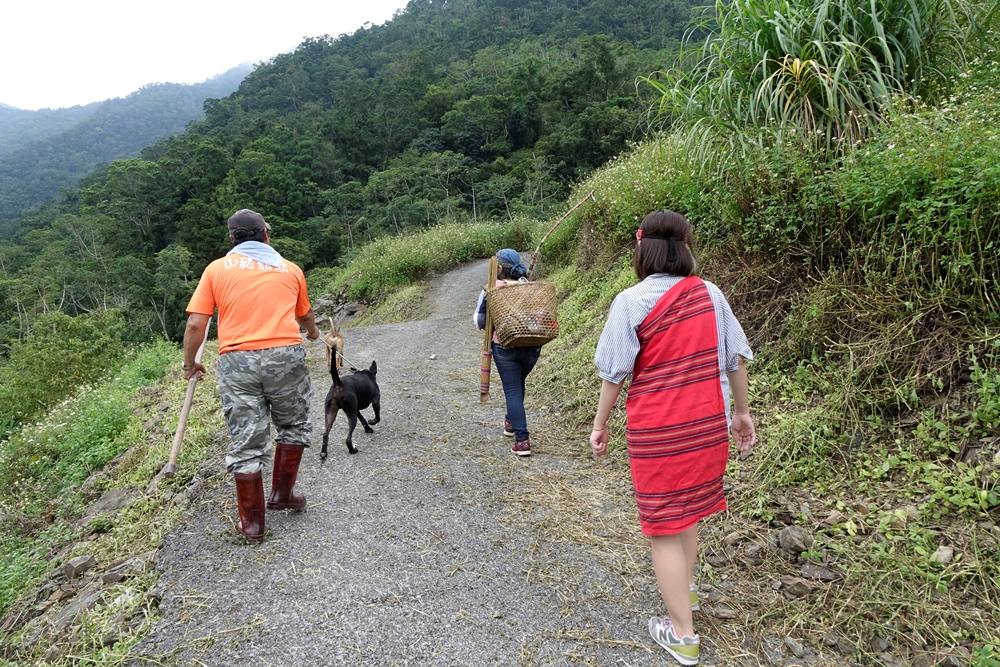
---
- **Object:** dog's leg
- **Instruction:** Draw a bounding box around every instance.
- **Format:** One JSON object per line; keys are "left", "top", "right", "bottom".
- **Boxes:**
{"left": 368, "top": 394, "right": 381, "bottom": 426}
{"left": 345, "top": 410, "right": 359, "bottom": 454}
{"left": 321, "top": 405, "right": 338, "bottom": 462}
{"left": 357, "top": 413, "right": 373, "bottom": 434}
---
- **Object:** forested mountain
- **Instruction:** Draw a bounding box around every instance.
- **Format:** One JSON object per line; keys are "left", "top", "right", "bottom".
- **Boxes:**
{"left": 0, "top": 65, "right": 253, "bottom": 222}
{"left": 0, "top": 103, "right": 102, "bottom": 157}
{"left": 0, "top": 0, "right": 698, "bottom": 347}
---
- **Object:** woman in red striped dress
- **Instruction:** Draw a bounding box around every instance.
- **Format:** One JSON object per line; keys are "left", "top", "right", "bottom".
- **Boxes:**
{"left": 590, "top": 210, "right": 756, "bottom": 666}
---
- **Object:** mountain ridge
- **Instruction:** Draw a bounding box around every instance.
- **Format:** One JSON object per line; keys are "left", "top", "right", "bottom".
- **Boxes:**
{"left": 0, "top": 64, "right": 254, "bottom": 221}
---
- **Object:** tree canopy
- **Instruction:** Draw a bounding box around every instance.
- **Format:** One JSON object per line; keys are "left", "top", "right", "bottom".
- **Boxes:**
{"left": 0, "top": 0, "right": 700, "bottom": 352}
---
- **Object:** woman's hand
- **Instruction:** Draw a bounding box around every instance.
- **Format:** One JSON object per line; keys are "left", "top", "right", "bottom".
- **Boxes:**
{"left": 590, "top": 426, "right": 609, "bottom": 461}
{"left": 730, "top": 412, "right": 756, "bottom": 452}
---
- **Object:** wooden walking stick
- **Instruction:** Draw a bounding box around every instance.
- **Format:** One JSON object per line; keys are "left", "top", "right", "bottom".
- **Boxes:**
{"left": 526, "top": 189, "right": 595, "bottom": 280}
{"left": 479, "top": 257, "right": 499, "bottom": 403}
{"left": 162, "top": 318, "right": 211, "bottom": 478}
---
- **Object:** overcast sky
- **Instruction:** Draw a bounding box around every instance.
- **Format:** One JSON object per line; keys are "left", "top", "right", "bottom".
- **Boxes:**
{"left": 1, "top": 0, "right": 412, "bottom": 111}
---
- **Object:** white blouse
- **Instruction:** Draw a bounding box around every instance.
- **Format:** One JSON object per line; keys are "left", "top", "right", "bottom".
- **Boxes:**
{"left": 594, "top": 274, "right": 753, "bottom": 423}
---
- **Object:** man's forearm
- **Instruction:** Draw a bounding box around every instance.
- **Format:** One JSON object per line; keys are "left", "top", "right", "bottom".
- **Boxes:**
{"left": 183, "top": 315, "right": 210, "bottom": 362}
{"left": 296, "top": 309, "right": 320, "bottom": 339}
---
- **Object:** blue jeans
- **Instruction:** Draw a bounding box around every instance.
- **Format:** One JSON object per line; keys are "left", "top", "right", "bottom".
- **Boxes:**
{"left": 491, "top": 343, "right": 541, "bottom": 442}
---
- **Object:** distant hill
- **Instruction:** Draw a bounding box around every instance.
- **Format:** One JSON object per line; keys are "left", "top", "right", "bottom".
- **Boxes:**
{"left": 0, "top": 64, "right": 253, "bottom": 221}
{"left": 0, "top": 103, "right": 103, "bottom": 157}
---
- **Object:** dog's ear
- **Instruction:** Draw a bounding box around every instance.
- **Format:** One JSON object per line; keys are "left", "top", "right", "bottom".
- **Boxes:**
{"left": 369, "top": 360, "right": 377, "bottom": 375}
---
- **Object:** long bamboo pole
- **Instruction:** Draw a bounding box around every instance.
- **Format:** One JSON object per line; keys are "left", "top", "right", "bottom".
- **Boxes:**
{"left": 479, "top": 257, "right": 499, "bottom": 402}
{"left": 162, "top": 319, "right": 211, "bottom": 477}
{"left": 526, "top": 190, "right": 595, "bottom": 280}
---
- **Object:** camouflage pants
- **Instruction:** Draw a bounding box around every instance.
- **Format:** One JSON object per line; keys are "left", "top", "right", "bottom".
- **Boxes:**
{"left": 216, "top": 345, "right": 313, "bottom": 475}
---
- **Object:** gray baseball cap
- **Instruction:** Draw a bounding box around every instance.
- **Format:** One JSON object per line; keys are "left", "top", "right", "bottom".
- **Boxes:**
{"left": 227, "top": 208, "right": 272, "bottom": 232}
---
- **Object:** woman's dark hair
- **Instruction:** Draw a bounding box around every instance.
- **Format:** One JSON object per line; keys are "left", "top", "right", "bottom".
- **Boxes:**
{"left": 231, "top": 227, "right": 268, "bottom": 245}
{"left": 498, "top": 265, "right": 527, "bottom": 281}
{"left": 633, "top": 210, "right": 697, "bottom": 280}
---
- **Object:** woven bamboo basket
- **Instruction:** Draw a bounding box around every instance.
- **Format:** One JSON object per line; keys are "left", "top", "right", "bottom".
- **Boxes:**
{"left": 487, "top": 281, "right": 559, "bottom": 348}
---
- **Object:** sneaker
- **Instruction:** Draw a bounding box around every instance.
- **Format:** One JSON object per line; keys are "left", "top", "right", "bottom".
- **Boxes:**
{"left": 511, "top": 439, "right": 531, "bottom": 456}
{"left": 503, "top": 420, "right": 515, "bottom": 437}
{"left": 690, "top": 584, "right": 700, "bottom": 612}
{"left": 649, "top": 617, "right": 700, "bottom": 665}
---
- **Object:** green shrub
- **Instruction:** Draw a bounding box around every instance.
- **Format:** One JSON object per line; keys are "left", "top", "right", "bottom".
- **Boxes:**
{"left": 644, "top": 0, "right": 978, "bottom": 162}
{"left": 570, "top": 135, "right": 734, "bottom": 252}
{"left": 0, "top": 310, "right": 128, "bottom": 440}
{"left": 969, "top": 343, "right": 1000, "bottom": 432}
{"left": 0, "top": 340, "right": 174, "bottom": 617}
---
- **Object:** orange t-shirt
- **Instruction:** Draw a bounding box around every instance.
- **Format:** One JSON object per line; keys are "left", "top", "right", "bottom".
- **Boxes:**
{"left": 186, "top": 253, "right": 312, "bottom": 354}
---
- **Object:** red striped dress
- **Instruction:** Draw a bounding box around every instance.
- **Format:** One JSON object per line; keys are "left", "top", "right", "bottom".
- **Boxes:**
{"left": 625, "top": 276, "right": 729, "bottom": 536}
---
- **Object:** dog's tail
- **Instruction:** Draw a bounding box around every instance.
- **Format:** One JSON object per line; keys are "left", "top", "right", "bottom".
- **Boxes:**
{"left": 330, "top": 357, "right": 344, "bottom": 387}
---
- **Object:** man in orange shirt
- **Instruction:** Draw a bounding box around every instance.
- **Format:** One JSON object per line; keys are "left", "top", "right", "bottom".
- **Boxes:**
{"left": 182, "top": 209, "right": 321, "bottom": 542}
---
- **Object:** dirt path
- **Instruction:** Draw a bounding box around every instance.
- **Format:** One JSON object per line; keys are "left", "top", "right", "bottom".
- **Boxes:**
{"left": 126, "top": 260, "right": 698, "bottom": 666}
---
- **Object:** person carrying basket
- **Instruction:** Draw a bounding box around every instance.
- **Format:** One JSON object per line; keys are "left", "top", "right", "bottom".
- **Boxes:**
{"left": 473, "top": 249, "right": 541, "bottom": 456}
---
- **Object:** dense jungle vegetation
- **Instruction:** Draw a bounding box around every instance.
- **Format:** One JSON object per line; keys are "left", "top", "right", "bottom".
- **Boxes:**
{"left": 0, "top": 0, "right": 998, "bottom": 664}
{"left": 0, "top": 0, "right": 698, "bottom": 440}
{"left": 0, "top": 65, "right": 252, "bottom": 222}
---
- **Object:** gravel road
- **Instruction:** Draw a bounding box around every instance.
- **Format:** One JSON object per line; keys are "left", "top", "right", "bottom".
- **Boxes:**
{"left": 126, "top": 259, "right": 694, "bottom": 666}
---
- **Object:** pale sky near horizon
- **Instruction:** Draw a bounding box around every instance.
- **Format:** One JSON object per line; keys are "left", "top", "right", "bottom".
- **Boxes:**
{"left": 0, "top": 0, "right": 412, "bottom": 111}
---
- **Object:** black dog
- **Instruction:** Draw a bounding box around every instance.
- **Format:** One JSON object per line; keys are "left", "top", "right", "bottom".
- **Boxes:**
{"left": 321, "top": 360, "right": 381, "bottom": 458}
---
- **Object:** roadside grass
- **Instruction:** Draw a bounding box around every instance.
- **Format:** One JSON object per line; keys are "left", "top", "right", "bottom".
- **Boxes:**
{"left": 518, "top": 59, "right": 1000, "bottom": 662}
{"left": 723, "top": 350, "right": 1000, "bottom": 659}
{"left": 349, "top": 284, "right": 431, "bottom": 327}
{"left": 307, "top": 217, "right": 551, "bottom": 304}
{"left": 0, "top": 340, "right": 223, "bottom": 665}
